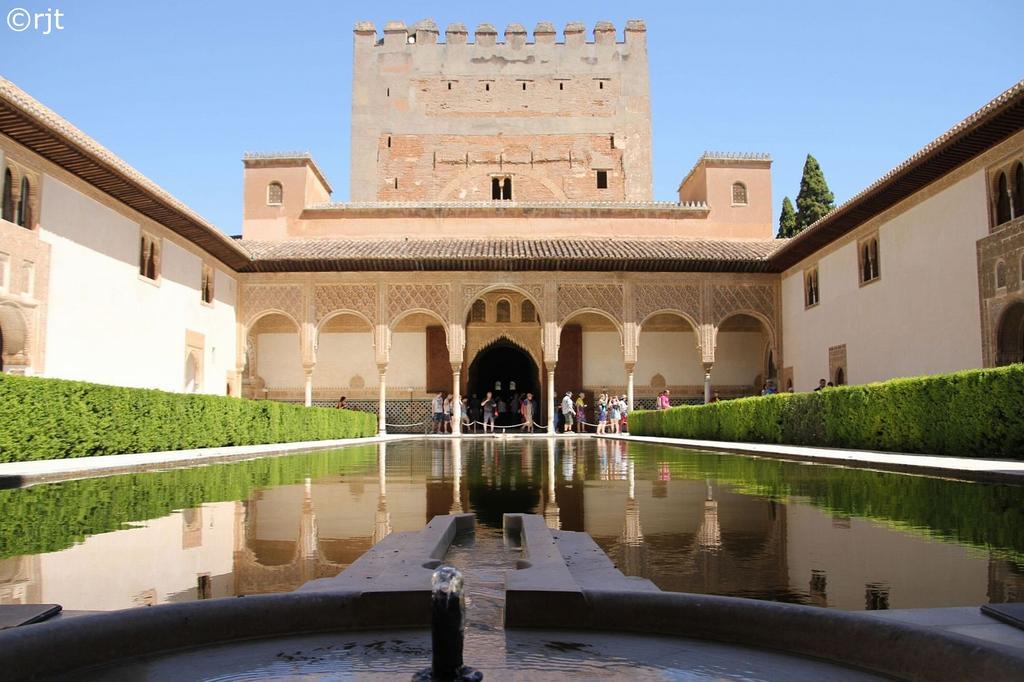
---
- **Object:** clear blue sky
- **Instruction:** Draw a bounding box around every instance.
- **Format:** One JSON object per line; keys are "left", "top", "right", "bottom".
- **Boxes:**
{"left": 4, "top": 0, "right": 1022, "bottom": 235}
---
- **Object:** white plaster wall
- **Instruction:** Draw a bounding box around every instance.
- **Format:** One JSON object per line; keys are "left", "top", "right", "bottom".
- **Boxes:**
{"left": 38, "top": 175, "right": 237, "bottom": 393}
{"left": 37, "top": 502, "right": 236, "bottom": 610}
{"left": 314, "top": 332, "right": 377, "bottom": 389}
{"left": 389, "top": 331, "right": 426, "bottom": 389}
{"left": 781, "top": 170, "right": 989, "bottom": 390}
{"left": 713, "top": 332, "right": 766, "bottom": 385}
{"left": 257, "top": 333, "right": 302, "bottom": 388}
{"left": 785, "top": 502, "right": 989, "bottom": 609}
{"left": 635, "top": 331, "right": 704, "bottom": 385}
{"left": 582, "top": 331, "right": 624, "bottom": 386}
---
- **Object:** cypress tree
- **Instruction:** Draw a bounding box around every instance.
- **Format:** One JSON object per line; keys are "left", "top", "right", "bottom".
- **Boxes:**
{"left": 777, "top": 196, "right": 797, "bottom": 238}
{"left": 795, "top": 154, "right": 835, "bottom": 232}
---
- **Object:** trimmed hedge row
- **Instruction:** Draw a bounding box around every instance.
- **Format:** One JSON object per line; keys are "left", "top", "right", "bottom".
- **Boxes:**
{"left": 629, "top": 364, "right": 1024, "bottom": 459}
{"left": 0, "top": 374, "right": 377, "bottom": 462}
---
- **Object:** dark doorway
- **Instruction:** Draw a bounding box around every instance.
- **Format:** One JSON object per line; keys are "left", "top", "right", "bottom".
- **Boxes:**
{"left": 467, "top": 341, "right": 540, "bottom": 426}
{"left": 996, "top": 302, "right": 1024, "bottom": 366}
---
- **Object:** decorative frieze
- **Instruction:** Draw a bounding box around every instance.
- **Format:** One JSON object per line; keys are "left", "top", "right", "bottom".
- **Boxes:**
{"left": 387, "top": 283, "right": 451, "bottom": 322}
{"left": 314, "top": 284, "right": 377, "bottom": 325}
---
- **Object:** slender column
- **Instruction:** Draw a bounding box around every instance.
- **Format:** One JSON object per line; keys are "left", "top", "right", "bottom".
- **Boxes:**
{"left": 546, "top": 366, "right": 557, "bottom": 434}
{"left": 377, "top": 363, "right": 388, "bottom": 435}
{"left": 703, "top": 362, "right": 713, "bottom": 404}
{"left": 451, "top": 363, "right": 462, "bottom": 436}
{"left": 303, "top": 364, "right": 315, "bottom": 407}
{"left": 625, "top": 362, "right": 636, "bottom": 412}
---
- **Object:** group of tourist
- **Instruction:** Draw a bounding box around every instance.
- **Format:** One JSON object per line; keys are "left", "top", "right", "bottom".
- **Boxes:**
{"left": 559, "top": 390, "right": 629, "bottom": 435}
{"left": 428, "top": 391, "right": 540, "bottom": 434}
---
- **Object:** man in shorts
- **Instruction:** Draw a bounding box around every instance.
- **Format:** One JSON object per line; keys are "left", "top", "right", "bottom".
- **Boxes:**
{"left": 561, "top": 391, "right": 575, "bottom": 433}
{"left": 431, "top": 391, "right": 445, "bottom": 433}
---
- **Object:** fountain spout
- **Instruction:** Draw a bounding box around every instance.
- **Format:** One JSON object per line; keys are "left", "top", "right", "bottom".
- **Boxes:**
{"left": 413, "top": 565, "right": 483, "bottom": 681}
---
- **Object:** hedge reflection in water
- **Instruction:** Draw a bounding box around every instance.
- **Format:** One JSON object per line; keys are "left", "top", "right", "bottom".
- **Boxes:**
{"left": 0, "top": 438, "right": 1022, "bottom": 610}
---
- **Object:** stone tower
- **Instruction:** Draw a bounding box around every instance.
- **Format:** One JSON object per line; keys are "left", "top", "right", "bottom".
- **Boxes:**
{"left": 350, "top": 19, "right": 652, "bottom": 202}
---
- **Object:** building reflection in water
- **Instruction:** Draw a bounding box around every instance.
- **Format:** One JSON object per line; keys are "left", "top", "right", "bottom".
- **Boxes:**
{"left": 374, "top": 442, "right": 392, "bottom": 545}
{"left": 2, "top": 438, "right": 1023, "bottom": 611}
{"left": 544, "top": 438, "right": 560, "bottom": 530}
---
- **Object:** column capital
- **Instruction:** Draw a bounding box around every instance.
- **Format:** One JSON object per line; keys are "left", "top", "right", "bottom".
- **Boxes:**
{"left": 376, "top": 362, "right": 389, "bottom": 375}
{"left": 624, "top": 361, "right": 636, "bottom": 373}
{"left": 302, "top": 362, "right": 316, "bottom": 375}
{"left": 450, "top": 362, "right": 463, "bottom": 374}
{"left": 702, "top": 361, "right": 714, "bottom": 375}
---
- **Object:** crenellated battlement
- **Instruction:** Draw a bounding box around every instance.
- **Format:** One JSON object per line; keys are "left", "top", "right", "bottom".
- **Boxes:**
{"left": 353, "top": 19, "right": 646, "bottom": 48}
{"left": 349, "top": 18, "right": 652, "bottom": 203}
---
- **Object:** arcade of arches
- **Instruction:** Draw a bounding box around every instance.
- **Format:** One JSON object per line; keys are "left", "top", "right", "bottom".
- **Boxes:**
{"left": 238, "top": 273, "right": 781, "bottom": 434}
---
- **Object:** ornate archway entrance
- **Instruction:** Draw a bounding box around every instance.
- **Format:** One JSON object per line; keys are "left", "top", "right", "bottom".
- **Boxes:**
{"left": 466, "top": 340, "right": 541, "bottom": 425}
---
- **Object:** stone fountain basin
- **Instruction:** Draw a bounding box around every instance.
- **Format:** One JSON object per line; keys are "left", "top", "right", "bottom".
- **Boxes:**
{"left": 1, "top": 589, "right": 1023, "bottom": 680}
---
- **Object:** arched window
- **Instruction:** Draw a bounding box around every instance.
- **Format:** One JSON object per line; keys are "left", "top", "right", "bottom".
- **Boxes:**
{"left": 996, "top": 173, "right": 1011, "bottom": 225}
{"left": 16, "top": 177, "right": 30, "bottom": 228}
{"left": 835, "top": 367, "right": 845, "bottom": 386}
{"left": 996, "top": 260, "right": 1008, "bottom": 289}
{"left": 1014, "top": 162, "right": 1024, "bottom": 218}
{"left": 1, "top": 168, "right": 13, "bottom": 223}
{"left": 860, "top": 237, "right": 880, "bottom": 283}
{"left": 732, "top": 182, "right": 748, "bottom": 205}
{"left": 470, "top": 299, "right": 486, "bottom": 322}
{"left": 521, "top": 300, "right": 536, "bottom": 322}
{"left": 267, "top": 182, "right": 283, "bottom": 205}
{"left": 496, "top": 299, "right": 511, "bottom": 322}
{"left": 804, "top": 267, "right": 819, "bottom": 307}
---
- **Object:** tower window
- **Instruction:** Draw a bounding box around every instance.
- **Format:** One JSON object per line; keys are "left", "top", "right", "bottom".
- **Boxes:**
{"left": 492, "top": 176, "right": 512, "bottom": 201}
{"left": 559, "top": 82, "right": 564, "bottom": 91}
{"left": 522, "top": 82, "right": 527, "bottom": 91}
{"left": 597, "top": 170, "right": 608, "bottom": 189}
{"left": 266, "top": 181, "right": 283, "bottom": 205}
{"left": 16, "top": 177, "right": 31, "bottom": 228}
{"left": 447, "top": 82, "right": 452, "bottom": 90}
{"left": 599, "top": 81, "right": 604, "bottom": 90}
{"left": 387, "top": 135, "right": 392, "bottom": 148}
{"left": 1014, "top": 162, "right": 1024, "bottom": 218}
{"left": 485, "top": 83, "right": 490, "bottom": 92}
{"left": 386, "top": 87, "right": 390, "bottom": 97}
{"left": 995, "top": 172, "right": 1011, "bottom": 225}
{"left": 1, "top": 168, "right": 12, "bottom": 223}
{"left": 732, "top": 182, "right": 748, "bottom": 206}
{"left": 394, "top": 178, "right": 399, "bottom": 190}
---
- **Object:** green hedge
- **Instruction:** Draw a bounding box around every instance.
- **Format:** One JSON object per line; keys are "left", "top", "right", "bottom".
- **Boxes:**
{"left": 629, "top": 364, "right": 1024, "bottom": 458}
{"left": 0, "top": 374, "right": 377, "bottom": 462}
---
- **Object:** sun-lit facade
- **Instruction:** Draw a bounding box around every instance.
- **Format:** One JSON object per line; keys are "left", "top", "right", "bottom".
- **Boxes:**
{"left": 1, "top": 20, "right": 1022, "bottom": 434}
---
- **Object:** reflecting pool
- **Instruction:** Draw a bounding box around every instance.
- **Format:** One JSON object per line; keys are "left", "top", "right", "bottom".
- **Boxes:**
{"left": 1, "top": 438, "right": 1022, "bottom": 612}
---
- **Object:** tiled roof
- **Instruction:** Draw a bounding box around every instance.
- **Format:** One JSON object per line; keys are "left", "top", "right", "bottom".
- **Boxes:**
{"left": 0, "top": 77, "right": 250, "bottom": 270}
{"left": 239, "top": 237, "right": 782, "bottom": 272}
{"left": 770, "top": 79, "right": 1024, "bottom": 270}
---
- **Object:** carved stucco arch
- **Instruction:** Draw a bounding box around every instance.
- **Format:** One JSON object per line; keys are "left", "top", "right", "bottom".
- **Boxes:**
{"left": 243, "top": 309, "right": 303, "bottom": 368}
{"left": 313, "top": 309, "right": 377, "bottom": 364}
{"left": 388, "top": 308, "right": 450, "bottom": 353}
{"left": 460, "top": 283, "right": 545, "bottom": 324}
{"left": 465, "top": 329, "right": 544, "bottom": 376}
{"left": 712, "top": 309, "right": 779, "bottom": 363}
{"left": 558, "top": 308, "right": 625, "bottom": 356}
{"left": 636, "top": 308, "right": 702, "bottom": 359}
{"left": 437, "top": 167, "right": 567, "bottom": 202}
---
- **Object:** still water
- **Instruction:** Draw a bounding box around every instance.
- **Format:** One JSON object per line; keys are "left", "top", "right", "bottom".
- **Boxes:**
{"left": 1, "top": 438, "right": 1022, "bottom": 612}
